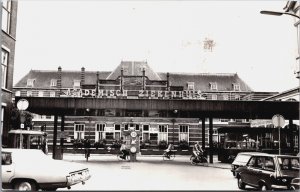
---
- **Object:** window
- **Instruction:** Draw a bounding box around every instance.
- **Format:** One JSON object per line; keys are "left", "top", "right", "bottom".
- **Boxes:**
{"left": 73, "top": 80, "right": 81, "bottom": 88}
{"left": 38, "top": 91, "right": 43, "bottom": 97}
{"left": 210, "top": 82, "right": 217, "bottom": 90}
{"left": 179, "top": 125, "right": 189, "bottom": 142}
{"left": 50, "top": 91, "right": 55, "bottom": 97}
{"left": 115, "top": 124, "right": 121, "bottom": 140}
{"left": 1, "top": 107, "right": 4, "bottom": 136}
{"left": 233, "top": 83, "right": 240, "bottom": 91}
{"left": 2, "top": 0, "right": 11, "bottom": 34}
{"left": 27, "top": 90, "right": 32, "bottom": 96}
{"left": 234, "top": 94, "right": 240, "bottom": 100}
{"left": 223, "top": 94, "right": 229, "bottom": 100}
{"left": 74, "top": 124, "right": 85, "bottom": 140}
{"left": 158, "top": 125, "right": 168, "bottom": 142}
{"left": 212, "top": 94, "right": 217, "bottom": 100}
{"left": 149, "top": 133, "right": 158, "bottom": 144}
{"left": 27, "top": 79, "right": 35, "bottom": 87}
{"left": 187, "top": 82, "right": 194, "bottom": 90}
{"left": 50, "top": 79, "right": 57, "bottom": 87}
{"left": 264, "top": 157, "right": 275, "bottom": 171}
{"left": 1, "top": 49, "right": 9, "bottom": 89}
{"left": 143, "top": 125, "right": 149, "bottom": 131}
{"left": 95, "top": 123, "right": 105, "bottom": 142}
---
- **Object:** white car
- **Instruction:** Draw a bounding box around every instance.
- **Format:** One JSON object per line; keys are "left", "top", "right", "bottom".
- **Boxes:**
{"left": 2, "top": 148, "right": 91, "bottom": 191}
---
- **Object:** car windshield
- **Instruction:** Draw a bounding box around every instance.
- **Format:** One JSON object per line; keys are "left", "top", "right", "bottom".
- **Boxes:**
{"left": 278, "top": 157, "right": 300, "bottom": 171}
{"left": 233, "top": 154, "right": 251, "bottom": 164}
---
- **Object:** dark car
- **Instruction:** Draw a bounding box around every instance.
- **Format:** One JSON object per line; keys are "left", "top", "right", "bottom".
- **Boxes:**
{"left": 236, "top": 154, "right": 299, "bottom": 190}
{"left": 231, "top": 152, "right": 267, "bottom": 177}
{"left": 290, "top": 178, "right": 300, "bottom": 190}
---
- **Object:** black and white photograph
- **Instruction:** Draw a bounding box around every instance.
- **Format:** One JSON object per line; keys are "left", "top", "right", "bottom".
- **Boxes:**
{"left": 1, "top": 0, "right": 300, "bottom": 191}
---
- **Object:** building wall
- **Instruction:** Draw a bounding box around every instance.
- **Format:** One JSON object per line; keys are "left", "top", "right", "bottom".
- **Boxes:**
{"left": 1, "top": 0, "right": 18, "bottom": 145}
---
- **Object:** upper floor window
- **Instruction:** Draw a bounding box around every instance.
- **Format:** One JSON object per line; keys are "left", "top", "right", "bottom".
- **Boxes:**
{"left": 187, "top": 82, "right": 195, "bottom": 90}
{"left": 50, "top": 91, "right": 55, "bottom": 97}
{"left": 1, "top": 49, "right": 8, "bottom": 89}
{"left": 50, "top": 79, "right": 57, "bottom": 87}
{"left": 212, "top": 94, "right": 217, "bottom": 100}
{"left": 2, "top": 0, "right": 11, "bottom": 34}
{"left": 210, "top": 82, "right": 217, "bottom": 90}
{"left": 234, "top": 94, "right": 240, "bottom": 100}
{"left": 27, "top": 90, "right": 32, "bottom": 97}
{"left": 233, "top": 83, "right": 240, "bottom": 91}
{"left": 27, "top": 79, "right": 35, "bottom": 87}
{"left": 73, "top": 80, "right": 81, "bottom": 88}
{"left": 223, "top": 94, "right": 229, "bottom": 100}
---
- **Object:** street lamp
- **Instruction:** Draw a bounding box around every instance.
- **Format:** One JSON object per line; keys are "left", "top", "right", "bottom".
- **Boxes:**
{"left": 172, "top": 110, "right": 178, "bottom": 144}
{"left": 17, "top": 99, "right": 29, "bottom": 149}
{"left": 260, "top": 10, "right": 300, "bottom": 19}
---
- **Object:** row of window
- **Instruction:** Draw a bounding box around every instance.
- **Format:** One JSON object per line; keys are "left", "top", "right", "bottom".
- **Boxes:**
{"left": 187, "top": 82, "right": 240, "bottom": 91}
{"left": 15, "top": 90, "right": 56, "bottom": 97}
{"left": 74, "top": 123, "right": 189, "bottom": 143}
{"left": 25, "top": 78, "right": 241, "bottom": 92}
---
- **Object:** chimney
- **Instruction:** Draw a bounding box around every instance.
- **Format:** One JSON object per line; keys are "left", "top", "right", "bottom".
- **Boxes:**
{"left": 81, "top": 67, "right": 85, "bottom": 86}
{"left": 96, "top": 71, "right": 99, "bottom": 96}
{"left": 57, "top": 66, "right": 62, "bottom": 95}
{"left": 167, "top": 72, "right": 170, "bottom": 91}
{"left": 142, "top": 68, "right": 145, "bottom": 90}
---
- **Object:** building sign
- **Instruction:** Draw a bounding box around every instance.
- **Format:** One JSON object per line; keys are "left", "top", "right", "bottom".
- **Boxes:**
{"left": 62, "top": 88, "right": 206, "bottom": 100}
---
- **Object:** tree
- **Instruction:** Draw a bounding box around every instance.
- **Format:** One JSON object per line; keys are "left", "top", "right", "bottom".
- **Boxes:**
{"left": 10, "top": 107, "right": 33, "bottom": 129}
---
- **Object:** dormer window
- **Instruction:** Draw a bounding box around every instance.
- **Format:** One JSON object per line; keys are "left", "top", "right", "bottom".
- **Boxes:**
{"left": 187, "top": 82, "right": 194, "bottom": 90}
{"left": 27, "top": 79, "right": 35, "bottom": 87}
{"left": 73, "top": 80, "right": 81, "bottom": 88}
{"left": 210, "top": 82, "right": 217, "bottom": 90}
{"left": 50, "top": 79, "right": 57, "bottom": 87}
{"left": 233, "top": 83, "right": 240, "bottom": 91}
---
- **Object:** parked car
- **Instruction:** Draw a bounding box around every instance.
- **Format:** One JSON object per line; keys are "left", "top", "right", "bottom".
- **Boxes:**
{"left": 231, "top": 152, "right": 267, "bottom": 177}
{"left": 236, "top": 153, "right": 299, "bottom": 190}
{"left": 2, "top": 148, "right": 91, "bottom": 191}
{"left": 290, "top": 178, "right": 300, "bottom": 190}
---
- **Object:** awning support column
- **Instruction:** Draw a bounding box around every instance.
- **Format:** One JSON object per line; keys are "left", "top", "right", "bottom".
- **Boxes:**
{"left": 52, "top": 114, "right": 58, "bottom": 159}
{"left": 209, "top": 117, "right": 213, "bottom": 163}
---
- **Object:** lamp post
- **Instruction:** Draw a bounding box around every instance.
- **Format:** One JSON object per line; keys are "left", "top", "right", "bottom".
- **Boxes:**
{"left": 260, "top": 8, "right": 300, "bottom": 79}
{"left": 17, "top": 99, "right": 29, "bottom": 149}
{"left": 172, "top": 110, "right": 178, "bottom": 144}
{"left": 86, "top": 108, "right": 91, "bottom": 140}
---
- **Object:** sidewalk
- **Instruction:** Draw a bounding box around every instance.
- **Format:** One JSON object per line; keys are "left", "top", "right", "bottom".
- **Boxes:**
{"left": 52, "top": 153, "right": 231, "bottom": 170}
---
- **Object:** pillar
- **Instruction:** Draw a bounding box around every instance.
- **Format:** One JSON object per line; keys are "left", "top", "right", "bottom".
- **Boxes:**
{"left": 289, "top": 119, "right": 294, "bottom": 153}
{"left": 52, "top": 115, "right": 58, "bottom": 159}
{"left": 201, "top": 118, "right": 205, "bottom": 150}
{"left": 209, "top": 117, "right": 213, "bottom": 163}
{"left": 60, "top": 115, "right": 65, "bottom": 158}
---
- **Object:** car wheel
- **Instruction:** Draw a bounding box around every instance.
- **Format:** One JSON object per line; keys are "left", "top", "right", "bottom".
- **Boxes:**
{"left": 260, "top": 184, "right": 268, "bottom": 191}
{"left": 237, "top": 177, "right": 245, "bottom": 189}
{"left": 14, "top": 180, "right": 37, "bottom": 191}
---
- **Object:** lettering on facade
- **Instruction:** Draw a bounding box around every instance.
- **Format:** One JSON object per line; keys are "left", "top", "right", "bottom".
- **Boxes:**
{"left": 62, "top": 88, "right": 205, "bottom": 100}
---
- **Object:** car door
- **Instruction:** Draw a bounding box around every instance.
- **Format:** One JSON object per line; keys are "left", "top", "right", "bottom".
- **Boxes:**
{"left": 2, "top": 152, "right": 15, "bottom": 183}
{"left": 258, "top": 156, "right": 275, "bottom": 188}
{"left": 242, "top": 156, "right": 257, "bottom": 184}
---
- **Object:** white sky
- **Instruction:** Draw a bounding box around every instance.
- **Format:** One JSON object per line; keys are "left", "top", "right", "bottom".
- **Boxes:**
{"left": 14, "top": 0, "right": 299, "bottom": 92}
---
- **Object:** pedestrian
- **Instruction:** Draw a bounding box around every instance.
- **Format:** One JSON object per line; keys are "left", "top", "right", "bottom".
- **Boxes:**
{"left": 42, "top": 133, "right": 48, "bottom": 154}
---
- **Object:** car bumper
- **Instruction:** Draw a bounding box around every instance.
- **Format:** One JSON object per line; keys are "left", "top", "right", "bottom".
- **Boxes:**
{"left": 271, "top": 184, "right": 288, "bottom": 190}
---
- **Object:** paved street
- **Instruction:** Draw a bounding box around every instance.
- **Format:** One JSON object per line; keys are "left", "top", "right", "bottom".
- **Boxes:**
{"left": 57, "top": 154, "right": 241, "bottom": 191}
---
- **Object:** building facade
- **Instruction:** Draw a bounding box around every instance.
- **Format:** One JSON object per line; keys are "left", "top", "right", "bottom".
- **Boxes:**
{"left": 14, "top": 61, "right": 272, "bottom": 149}
{"left": 1, "top": 0, "right": 18, "bottom": 145}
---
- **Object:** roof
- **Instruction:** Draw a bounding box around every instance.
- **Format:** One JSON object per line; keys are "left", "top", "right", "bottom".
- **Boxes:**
{"left": 106, "top": 61, "right": 161, "bottom": 80}
{"left": 14, "top": 63, "right": 253, "bottom": 92}
{"left": 158, "top": 72, "right": 252, "bottom": 91}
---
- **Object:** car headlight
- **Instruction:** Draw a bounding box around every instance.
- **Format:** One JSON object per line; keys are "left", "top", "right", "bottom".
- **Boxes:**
{"left": 282, "top": 179, "right": 287, "bottom": 183}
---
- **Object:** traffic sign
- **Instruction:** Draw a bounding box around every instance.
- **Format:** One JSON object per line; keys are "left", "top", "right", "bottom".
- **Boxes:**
{"left": 17, "top": 99, "right": 29, "bottom": 111}
{"left": 272, "top": 114, "right": 285, "bottom": 128}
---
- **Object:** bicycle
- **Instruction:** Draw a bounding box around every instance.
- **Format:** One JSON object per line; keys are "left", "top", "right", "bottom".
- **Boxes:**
{"left": 190, "top": 152, "right": 208, "bottom": 166}
{"left": 117, "top": 150, "right": 130, "bottom": 161}
{"left": 162, "top": 150, "right": 175, "bottom": 160}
